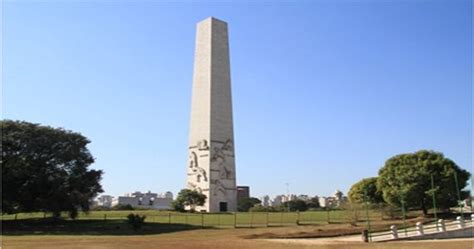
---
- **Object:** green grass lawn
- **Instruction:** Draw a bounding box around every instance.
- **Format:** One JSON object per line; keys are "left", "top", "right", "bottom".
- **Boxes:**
{"left": 0, "top": 209, "right": 396, "bottom": 228}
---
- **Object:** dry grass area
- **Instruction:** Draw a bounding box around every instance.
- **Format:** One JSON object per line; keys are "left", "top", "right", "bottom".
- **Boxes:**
{"left": 3, "top": 225, "right": 473, "bottom": 249}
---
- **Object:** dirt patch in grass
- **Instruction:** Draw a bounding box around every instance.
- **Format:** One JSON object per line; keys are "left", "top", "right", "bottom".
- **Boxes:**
{"left": 242, "top": 217, "right": 429, "bottom": 239}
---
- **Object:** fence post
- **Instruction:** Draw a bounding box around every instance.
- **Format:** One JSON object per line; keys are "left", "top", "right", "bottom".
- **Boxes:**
{"left": 250, "top": 212, "right": 253, "bottom": 228}
{"left": 362, "top": 229, "right": 369, "bottom": 242}
{"left": 416, "top": 222, "right": 424, "bottom": 235}
{"left": 456, "top": 216, "right": 465, "bottom": 228}
{"left": 201, "top": 213, "right": 204, "bottom": 228}
{"left": 400, "top": 198, "right": 408, "bottom": 237}
{"left": 185, "top": 214, "right": 188, "bottom": 225}
{"left": 104, "top": 214, "right": 107, "bottom": 221}
{"left": 437, "top": 219, "right": 446, "bottom": 232}
{"left": 390, "top": 225, "right": 398, "bottom": 239}
{"left": 168, "top": 212, "right": 171, "bottom": 224}
{"left": 266, "top": 212, "right": 269, "bottom": 227}
{"left": 14, "top": 214, "right": 17, "bottom": 220}
{"left": 326, "top": 209, "right": 330, "bottom": 224}
{"left": 296, "top": 211, "right": 300, "bottom": 225}
{"left": 280, "top": 212, "right": 283, "bottom": 226}
{"left": 233, "top": 212, "right": 237, "bottom": 228}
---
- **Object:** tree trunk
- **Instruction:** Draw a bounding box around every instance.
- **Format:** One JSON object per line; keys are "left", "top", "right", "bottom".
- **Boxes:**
{"left": 421, "top": 199, "right": 428, "bottom": 216}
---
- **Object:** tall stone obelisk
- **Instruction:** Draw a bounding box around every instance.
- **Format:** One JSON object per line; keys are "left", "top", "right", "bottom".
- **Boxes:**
{"left": 186, "top": 17, "right": 237, "bottom": 212}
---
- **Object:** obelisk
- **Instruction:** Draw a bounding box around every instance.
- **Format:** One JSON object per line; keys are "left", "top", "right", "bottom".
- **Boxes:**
{"left": 186, "top": 17, "right": 237, "bottom": 212}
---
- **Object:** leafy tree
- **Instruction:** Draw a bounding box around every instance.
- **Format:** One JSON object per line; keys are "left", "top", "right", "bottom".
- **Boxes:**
{"left": 282, "top": 199, "right": 308, "bottom": 212}
{"left": 237, "top": 197, "right": 261, "bottom": 212}
{"left": 377, "top": 150, "right": 471, "bottom": 215}
{"left": 172, "top": 189, "right": 206, "bottom": 212}
{"left": 307, "top": 197, "right": 321, "bottom": 209}
{"left": 127, "top": 213, "right": 146, "bottom": 231}
{"left": 1, "top": 120, "right": 103, "bottom": 218}
{"left": 348, "top": 177, "right": 384, "bottom": 204}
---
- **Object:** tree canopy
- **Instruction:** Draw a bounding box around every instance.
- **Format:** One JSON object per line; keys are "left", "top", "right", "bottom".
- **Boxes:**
{"left": 1, "top": 120, "right": 103, "bottom": 218}
{"left": 282, "top": 199, "right": 308, "bottom": 212}
{"left": 237, "top": 197, "right": 261, "bottom": 212}
{"left": 348, "top": 177, "right": 384, "bottom": 204}
{"left": 172, "top": 189, "right": 206, "bottom": 212}
{"left": 377, "top": 150, "right": 470, "bottom": 215}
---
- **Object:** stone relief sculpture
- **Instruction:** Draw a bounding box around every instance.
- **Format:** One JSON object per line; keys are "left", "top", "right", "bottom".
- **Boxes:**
{"left": 197, "top": 139, "right": 209, "bottom": 150}
{"left": 220, "top": 166, "right": 231, "bottom": 179}
{"left": 188, "top": 150, "right": 208, "bottom": 182}
{"left": 221, "top": 139, "right": 233, "bottom": 151}
{"left": 210, "top": 139, "right": 233, "bottom": 179}
{"left": 187, "top": 182, "right": 203, "bottom": 193}
{"left": 211, "top": 179, "right": 226, "bottom": 196}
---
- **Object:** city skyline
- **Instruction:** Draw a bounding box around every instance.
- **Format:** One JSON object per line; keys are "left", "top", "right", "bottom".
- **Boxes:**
{"left": 4, "top": 1, "right": 472, "bottom": 198}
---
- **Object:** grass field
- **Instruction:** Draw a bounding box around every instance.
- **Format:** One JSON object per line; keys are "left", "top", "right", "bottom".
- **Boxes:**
{"left": 0, "top": 209, "right": 409, "bottom": 228}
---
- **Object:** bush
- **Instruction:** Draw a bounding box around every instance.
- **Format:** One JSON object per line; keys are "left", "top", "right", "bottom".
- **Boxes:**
{"left": 249, "top": 205, "right": 283, "bottom": 212}
{"left": 90, "top": 206, "right": 112, "bottom": 211}
{"left": 112, "top": 204, "right": 134, "bottom": 210}
{"left": 127, "top": 213, "right": 146, "bottom": 231}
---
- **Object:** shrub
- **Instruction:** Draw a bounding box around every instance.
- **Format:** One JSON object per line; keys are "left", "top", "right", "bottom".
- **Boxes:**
{"left": 113, "top": 204, "right": 134, "bottom": 210}
{"left": 127, "top": 213, "right": 146, "bottom": 231}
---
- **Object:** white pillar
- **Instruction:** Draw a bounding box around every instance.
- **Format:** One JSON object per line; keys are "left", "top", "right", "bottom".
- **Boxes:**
{"left": 456, "top": 216, "right": 465, "bottom": 228}
{"left": 416, "top": 222, "right": 424, "bottom": 235}
{"left": 437, "top": 219, "right": 446, "bottom": 232}
{"left": 390, "top": 225, "right": 398, "bottom": 239}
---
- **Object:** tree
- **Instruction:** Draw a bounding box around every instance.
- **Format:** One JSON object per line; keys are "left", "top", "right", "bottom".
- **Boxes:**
{"left": 237, "top": 197, "right": 261, "bottom": 212}
{"left": 1, "top": 120, "right": 104, "bottom": 218}
{"left": 307, "top": 197, "right": 321, "bottom": 209}
{"left": 172, "top": 189, "right": 206, "bottom": 212}
{"left": 348, "top": 177, "right": 384, "bottom": 204}
{"left": 377, "top": 150, "right": 471, "bottom": 215}
{"left": 282, "top": 199, "right": 308, "bottom": 212}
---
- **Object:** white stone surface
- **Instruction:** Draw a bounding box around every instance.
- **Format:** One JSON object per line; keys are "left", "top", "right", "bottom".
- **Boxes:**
{"left": 187, "top": 17, "right": 237, "bottom": 212}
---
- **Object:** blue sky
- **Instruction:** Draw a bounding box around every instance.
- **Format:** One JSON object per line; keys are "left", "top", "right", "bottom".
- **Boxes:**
{"left": 3, "top": 0, "right": 472, "bottom": 198}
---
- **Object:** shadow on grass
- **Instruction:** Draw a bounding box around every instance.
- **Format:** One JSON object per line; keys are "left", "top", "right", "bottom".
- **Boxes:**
{"left": 2, "top": 218, "right": 201, "bottom": 236}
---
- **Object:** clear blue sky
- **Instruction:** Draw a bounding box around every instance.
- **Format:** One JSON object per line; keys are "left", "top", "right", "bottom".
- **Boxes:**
{"left": 4, "top": 0, "right": 472, "bottom": 198}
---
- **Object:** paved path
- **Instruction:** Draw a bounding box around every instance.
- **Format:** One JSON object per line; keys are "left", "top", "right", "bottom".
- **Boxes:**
{"left": 370, "top": 219, "right": 474, "bottom": 242}
{"left": 264, "top": 219, "right": 474, "bottom": 245}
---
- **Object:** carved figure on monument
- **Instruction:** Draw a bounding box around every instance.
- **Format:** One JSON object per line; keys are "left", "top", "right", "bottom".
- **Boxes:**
{"left": 211, "top": 179, "right": 226, "bottom": 196}
{"left": 188, "top": 151, "right": 208, "bottom": 182}
{"left": 187, "top": 182, "right": 203, "bottom": 193}
{"left": 220, "top": 166, "right": 231, "bottom": 179}
{"left": 197, "top": 139, "right": 209, "bottom": 150}
{"left": 222, "top": 139, "right": 233, "bottom": 151}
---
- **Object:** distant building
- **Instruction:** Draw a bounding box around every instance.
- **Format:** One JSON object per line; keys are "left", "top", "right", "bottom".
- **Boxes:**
{"left": 118, "top": 196, "right": 140, "bottom": 206}
{"left": 96, "top": 195, "right": 114, "bottom": 208}
{"left": 237, "top": 186, "right": 250, "bottom": 201}
{"left": 318, "top": 196, "right": 337, "bottom": 208}
{"left": 115, "top": 190, "right": 173, "bottom": 210}
{"left": 282, "top": 194, "right": 297, "bottom": 203}
{"left": 271, "top": 195, "right": 284, "bottom": 207}
{"left": 318, "top": 190, "right": 347, "bottom": 208}
{"left": 261, "top": 195, "right": 270, "bottom": 207}
{"left": 297, "top": 195, "right": 310, "bottom": 201}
